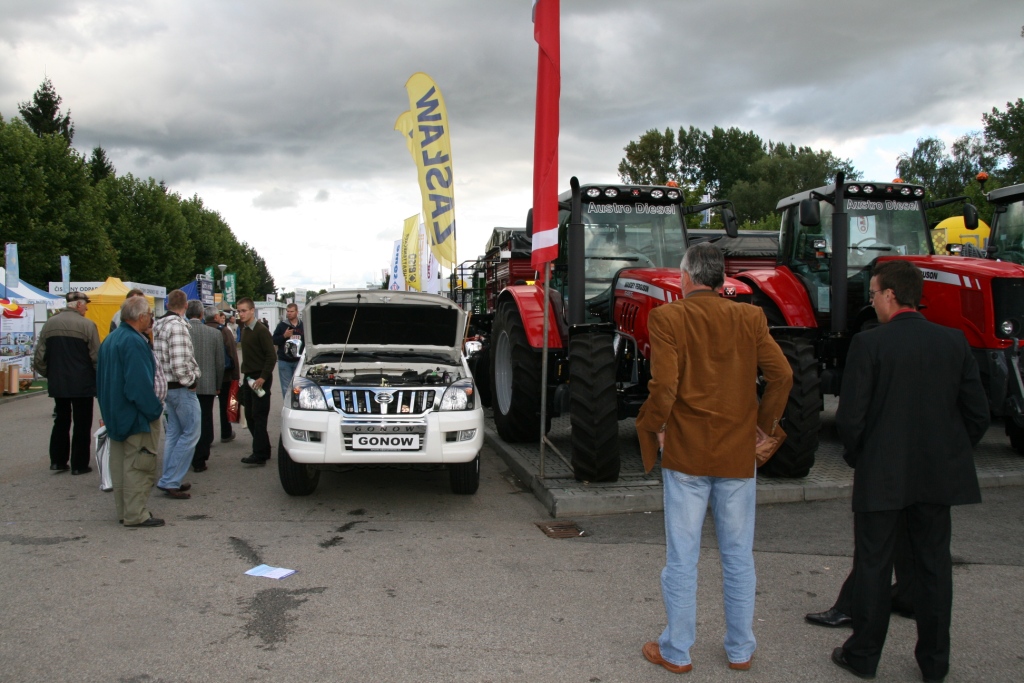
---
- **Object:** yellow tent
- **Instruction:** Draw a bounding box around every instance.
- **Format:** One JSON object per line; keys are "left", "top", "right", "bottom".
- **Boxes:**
{"left": 84, "top": 277, "right": 155, "bottom": 341}
{"left": 931, "top": 216, "right": 991, "bottom": 255}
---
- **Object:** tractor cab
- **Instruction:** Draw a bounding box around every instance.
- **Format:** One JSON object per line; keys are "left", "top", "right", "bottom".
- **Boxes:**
{"left": 987, "top": 183, "right": 1024, "bottom": 265}
{"left": 777, "top": 180, "right": 932, "bottom": 328}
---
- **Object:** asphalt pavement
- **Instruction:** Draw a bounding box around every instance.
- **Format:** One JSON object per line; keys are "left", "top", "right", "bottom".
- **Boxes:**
{"left": 1, "top": 392, "right": 1021, "bottom": 682}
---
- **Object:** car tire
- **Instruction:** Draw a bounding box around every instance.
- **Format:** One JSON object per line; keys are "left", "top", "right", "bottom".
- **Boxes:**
{"left": 1007, "top": 419, "right": 1024, "bottom": 454}
{"left": 449, "top": 453, "right": 480, "bottom": 494}
{"left": 278, "top": 437, "right": 320, "bottom": 496}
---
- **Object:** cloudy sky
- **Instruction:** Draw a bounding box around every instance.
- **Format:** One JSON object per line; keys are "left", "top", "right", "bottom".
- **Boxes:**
{"left": 1, "top": 0, "right": 1021, "bottom": 292}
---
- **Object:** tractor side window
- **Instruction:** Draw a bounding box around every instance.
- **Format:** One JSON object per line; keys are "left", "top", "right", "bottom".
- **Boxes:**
{"left": 992, "top": 201, "right": 1024, "bottom": 263}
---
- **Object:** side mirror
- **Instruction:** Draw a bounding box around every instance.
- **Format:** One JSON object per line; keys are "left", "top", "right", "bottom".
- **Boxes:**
{"left": 963, "top": 203, "right": 978, "bottom": 230}
{"left": 799, "top": 199, "right": 820, "bottom": 227}
{"left": 722, "top": 208, "right": 739, "bottom": 238}
{"left": 525, "top": 208, "right": 534, "bottom": 237}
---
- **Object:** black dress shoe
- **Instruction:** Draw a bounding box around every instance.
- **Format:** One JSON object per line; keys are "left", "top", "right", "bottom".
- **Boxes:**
{"left": 221, "top": 431, "right": 236, "bottom": 443}
{"left": 71, "top": 467, "right": 93, "bottom": 475}
{"left": 125, "top": 517, "right": 165, "bottom": 528}
{"left": 891, "top": 602, "right": 915, "bottom": 619}
{"left": 240, "top": 456, "right": 267, "bottom": 465}
{"left": 157, "top": 483, "right": 191, "bottom": 493}
{"left": 806, "top": 607, "right": 852, "bottom": 627}
{"left": 831, "top": 648, "right": 875, "bottom": 679}
{"left": 193, "top": 463, "right": 208, "bottom": 472}
{"left": 50, "top": 463, "right": 70, "bottom": 472}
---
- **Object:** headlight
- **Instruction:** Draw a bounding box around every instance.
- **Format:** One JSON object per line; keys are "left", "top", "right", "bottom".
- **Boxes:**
{"left": 439, "top": 379, "right": 475, "bottom": 411}
{"left": 1001, "top": 319, "right": 1016, "bottom": 336}
{"left": 291, "top": 377, "right": 329, "bottom": 410}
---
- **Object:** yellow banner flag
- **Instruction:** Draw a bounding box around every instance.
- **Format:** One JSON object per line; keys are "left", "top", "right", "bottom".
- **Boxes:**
{"left": 393, "top": 110, "right": 417, "bottom": 162}
{"left": 401, "top": 72, "right": 457, "bottom": 270}
{"left": 401, "top": 214, "right": 420, "bottom": 291}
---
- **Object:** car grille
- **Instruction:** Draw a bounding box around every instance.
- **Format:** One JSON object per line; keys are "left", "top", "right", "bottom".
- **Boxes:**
{"left": 332, "top": 388, "right": 437, "bottom": 415}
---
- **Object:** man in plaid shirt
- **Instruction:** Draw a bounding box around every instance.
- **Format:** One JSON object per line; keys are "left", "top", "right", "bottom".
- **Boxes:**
{"left": 153, "top": 289, "right": 201, "bottom": 499}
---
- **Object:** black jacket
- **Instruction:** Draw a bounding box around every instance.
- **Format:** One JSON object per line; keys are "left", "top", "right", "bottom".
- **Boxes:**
{"left": 33, "top": 309, "right": 100, "bottom": 398}
{"left": 836, "top": 311, "right": 989, "bottom": 512}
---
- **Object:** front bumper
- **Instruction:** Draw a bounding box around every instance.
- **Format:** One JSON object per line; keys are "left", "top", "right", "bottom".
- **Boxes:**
{"left": 281, "top": 405, "right": 484, "bottom": 465}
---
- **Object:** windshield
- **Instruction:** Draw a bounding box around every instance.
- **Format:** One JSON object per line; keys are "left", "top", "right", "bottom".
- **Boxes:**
{"left": 790, "top": 198, "right": 930, "bottom": 270}
{"left": 991, "top": 199, "right": 1024, "bottom": 264}
{"left": 579, "top": 201, "right": 686, "bottom": 299}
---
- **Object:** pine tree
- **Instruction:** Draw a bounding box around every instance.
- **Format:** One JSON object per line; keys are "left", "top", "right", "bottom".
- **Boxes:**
{"left": 18, "top": 78, "right": 75, "bottom": 143}
{"left": 88, "top": 146, "right": 116, "bottom": 184}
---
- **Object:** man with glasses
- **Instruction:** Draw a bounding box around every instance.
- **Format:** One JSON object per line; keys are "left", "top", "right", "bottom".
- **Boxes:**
{"left": 236, "top": 297, "right": 276, "bottom": 466}
{"left": 34, "top": 290, "right": 100, "bottom": 475}
{"left": 830, "top": 260, "right": 989, "bottom": 682}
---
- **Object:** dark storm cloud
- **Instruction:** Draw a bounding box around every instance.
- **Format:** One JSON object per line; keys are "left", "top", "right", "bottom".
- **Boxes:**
{"left": 2, "top": 0, "right": 1021, "bottom": 187}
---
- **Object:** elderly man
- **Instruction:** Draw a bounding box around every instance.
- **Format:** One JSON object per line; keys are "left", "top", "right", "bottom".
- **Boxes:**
{"left": 236, "top": 297, "right": 276, "bottom": 466}
{"left": 206, "top": 308, "right": 239, "bottom": 443}
{"left": 830, "top": 260, "right": 989, "bottom": 682}
{"left": 96, "top": 296, "right": 165, "bottom": 527}
{"left": 34, "top": 290, "right": 101, "bottom": 475}
{"left": 636, "top": 243, "right": 792, "bottom": 673}
{"left": 153, "top": 289, "right": 200, "bottom": 498}
{"left": 187, "top": 302, "right": 225, "bottom": 473}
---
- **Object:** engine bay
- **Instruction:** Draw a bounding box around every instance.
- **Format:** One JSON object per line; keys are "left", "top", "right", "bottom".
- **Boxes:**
{"left": 303, "top": 363, "right": 466, "bottom": 388}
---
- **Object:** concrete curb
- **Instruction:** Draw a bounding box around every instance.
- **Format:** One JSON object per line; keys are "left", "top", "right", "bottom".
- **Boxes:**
{"left": 0, "top": 389, "right": 48, "bottom": 407}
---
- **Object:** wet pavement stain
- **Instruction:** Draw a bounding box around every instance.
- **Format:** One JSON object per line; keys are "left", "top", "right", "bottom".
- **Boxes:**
{"left": 239, "top": 587, "right": 327, "bottom": 649}
{"left": 319, "top": 536, "right": 344, "bottom": 548}
{"left": 229, "top": 536, "right": 262, "bottom": 565}
{"left": 336, "top": 521, "right": 366, "bottom": 533}
{"left": 0, "top": 535, "right": 85, "bottom": 545}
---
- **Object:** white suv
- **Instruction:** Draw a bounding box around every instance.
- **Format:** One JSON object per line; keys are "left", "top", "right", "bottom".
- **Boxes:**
{"left": 278, "top": 290, "right": 484, "bottom": 495}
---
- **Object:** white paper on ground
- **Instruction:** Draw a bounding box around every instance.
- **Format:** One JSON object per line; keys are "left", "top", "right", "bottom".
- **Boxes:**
{"left": 245, "top": 564, "right": 296, "bottom": 579}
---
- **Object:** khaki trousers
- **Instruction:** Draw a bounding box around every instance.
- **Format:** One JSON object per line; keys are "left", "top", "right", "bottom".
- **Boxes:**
{"left": 110, "top": 420, "right": 162, "bottom": 525}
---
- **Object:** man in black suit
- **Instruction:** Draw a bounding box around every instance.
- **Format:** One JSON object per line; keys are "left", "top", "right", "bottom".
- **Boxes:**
{"left": 830, "top": 260, "right": 989, "bottom": 682}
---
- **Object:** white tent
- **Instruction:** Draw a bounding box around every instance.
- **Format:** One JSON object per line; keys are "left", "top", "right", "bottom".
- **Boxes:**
{"left": 0, "top": 267, "right": 64, "bottom": 309}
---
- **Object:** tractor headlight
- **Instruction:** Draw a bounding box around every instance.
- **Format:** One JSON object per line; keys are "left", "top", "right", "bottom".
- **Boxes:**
{"left": 439, "top": 379, "right": 475, "bottom": 411}
{"left": 1000, "top": 319, "right": 1016, "bottom": 336}
{"left": 291, "top": 377, "right": 329, "bottom": 410}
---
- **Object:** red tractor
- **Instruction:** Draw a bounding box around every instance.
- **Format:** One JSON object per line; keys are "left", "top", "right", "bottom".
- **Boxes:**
{"left": 728, "top": 173, "right": 1024, "bottom": 477}
{"left": 470, "top": 179, "right": 751, "bottom": 481}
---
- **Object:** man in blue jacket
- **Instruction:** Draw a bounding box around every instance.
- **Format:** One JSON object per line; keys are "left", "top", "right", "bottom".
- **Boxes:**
{"left": 97, "top": 296, "right": 166, "bottom": 528}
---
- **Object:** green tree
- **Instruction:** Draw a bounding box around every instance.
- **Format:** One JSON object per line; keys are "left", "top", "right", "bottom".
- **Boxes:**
{"left": 18, "top": 78, "right": 74, "bottom": 144}
{"left": 896, "top": 135, "right": 997, "bottom": 226}
{"left": 0, "top": 115, "right": 117, "bottom": 283}
{"left": 617, "top": 128, "right": 680, "bottom": 185}
{"left": 983, "top": 98, "right": 1024, "bottom": 184}
{"left": 242, "top": 243, "right": 276, "bottom": 299}
{"left": 88, "top": 146, "right": 115, "bottom": 185}
{"left": 101, "top": 174, "right": 195, "bottom": 286}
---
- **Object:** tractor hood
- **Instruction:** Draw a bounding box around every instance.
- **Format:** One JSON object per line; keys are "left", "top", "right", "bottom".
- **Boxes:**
{"left": 303, "top": 290, "right": 466, "bottom": 363}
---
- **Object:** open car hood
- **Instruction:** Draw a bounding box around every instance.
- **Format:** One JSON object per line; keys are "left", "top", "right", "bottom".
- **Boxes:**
{"left": 303, "top": 290, "right": 466, "bottom": 362}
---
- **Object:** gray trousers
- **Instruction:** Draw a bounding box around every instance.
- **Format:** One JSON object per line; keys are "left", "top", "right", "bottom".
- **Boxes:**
{"left": 110, "top": 420, "right": 162, "bottom": 525}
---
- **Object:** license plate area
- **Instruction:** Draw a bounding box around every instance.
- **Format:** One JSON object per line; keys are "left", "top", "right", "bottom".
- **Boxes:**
{"left": 350, "top": 433, "right": 421, "bottom": 451}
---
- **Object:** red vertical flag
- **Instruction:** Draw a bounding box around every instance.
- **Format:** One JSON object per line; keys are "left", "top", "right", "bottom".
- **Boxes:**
{"left": 531, "top": 0, "right": 560, "bottom": 270}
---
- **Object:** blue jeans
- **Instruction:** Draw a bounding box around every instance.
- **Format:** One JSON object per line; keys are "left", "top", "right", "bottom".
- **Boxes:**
{"left": 278, "top": 360, "right": 298, "bottom": 398}
{"left": 658, "top": 470, "right": 757, "bottom": 667}
{"left": 158, "top": 388, "right": 201, "bottom": 489}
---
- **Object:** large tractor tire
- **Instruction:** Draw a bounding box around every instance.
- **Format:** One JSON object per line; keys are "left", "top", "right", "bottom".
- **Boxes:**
{"left": 469, "top": 347, "right": 492, "bottom": 409}
{"left": 278, "top": 437, "right": 321, "bottom": 496}
{"left": 1006, "top": 420, "right": 1024, "bottom": 454}
{"left": 569, "top": 327, "right": 620, "bottom": 482}
{"left": 491, "top": 301, "right": 544, "bottom": 442}
{"left": 758, "top": 336, "right": 820, "bottom": 478}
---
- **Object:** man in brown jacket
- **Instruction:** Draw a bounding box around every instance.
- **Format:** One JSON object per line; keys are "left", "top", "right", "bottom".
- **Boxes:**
{"left": 636, "top": 242, "right": 792, "bottom": 674}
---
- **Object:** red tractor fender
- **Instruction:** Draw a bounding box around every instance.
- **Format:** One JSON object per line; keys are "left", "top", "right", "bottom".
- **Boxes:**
{"left": 496, "top": 285, "right": 567, "bottom": 350}
{"left": 733, "top": 267, "right": 818, "bottom": 328}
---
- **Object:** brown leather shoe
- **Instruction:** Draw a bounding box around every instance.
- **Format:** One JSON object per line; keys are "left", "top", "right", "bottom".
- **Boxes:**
{"left": 158, "top": 483, "right": 191, "bottom": 493}
{"left": 163, "top": 488, "right": 191, "bottom": 499}
{"left": 643, "top": 641, "right": 692, "bottom": 673}
{"left": 728, "top": 656, "right": 752, "bottom": 670}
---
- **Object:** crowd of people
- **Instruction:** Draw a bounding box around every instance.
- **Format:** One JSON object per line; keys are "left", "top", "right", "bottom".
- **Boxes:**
{"left": 34, "top": 290, "right": 306, "bottom": 527}
{"left": 31, "top": 251, "right": 989, "bottom": 680}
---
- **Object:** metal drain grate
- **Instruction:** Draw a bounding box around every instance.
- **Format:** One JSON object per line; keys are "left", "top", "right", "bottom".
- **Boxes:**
{"left": 535, "top": 521, "right": 588, "bottom": 538}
